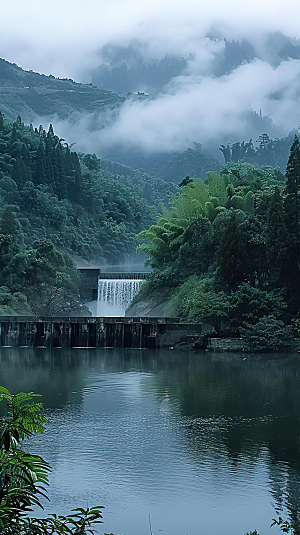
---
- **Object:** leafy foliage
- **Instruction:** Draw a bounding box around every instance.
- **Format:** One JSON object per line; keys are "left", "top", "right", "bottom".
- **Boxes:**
{"left": 230, "top": 283, "right": 286, "bottom": 326}
{"left": 240, "top": 315, "right": 293, "bottom": 352}
{"left": 137, "top": 140, "right": 300, "bottom": 348}
{"left": 0, "top": 387, "right": 104, "bottom": 535}
{"left": 166, "top": 276, "right": 232, "bottom": 333}
{"left": 0, "top": 112, "right": 176, "bottom": 314}
{"left": 219, "top": 132, "right": 298, "bottom": 173}
{"left": 0, "top": 388, "right": 50, "bottom": 530}
{"left": 271, "top": 517, "right": 295, "bottom": 534}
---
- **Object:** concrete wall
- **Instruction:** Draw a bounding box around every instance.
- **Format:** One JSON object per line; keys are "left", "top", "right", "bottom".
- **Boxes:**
{"left": 208, "top": 338, "right": 245, "bottom": 351}
{"left": 0, "top": 317, "right": 202, "bottom": 349}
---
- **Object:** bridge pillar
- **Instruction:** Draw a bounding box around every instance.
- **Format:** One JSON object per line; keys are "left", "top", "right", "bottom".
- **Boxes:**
{"left": 114, "top": 322, "right": 124, "bottom": 348}
{"left": 61, "top": 322, "right": 71, "bottom": 348}
{"left": 132, "top": 323, "right": 142, "bottom": 348}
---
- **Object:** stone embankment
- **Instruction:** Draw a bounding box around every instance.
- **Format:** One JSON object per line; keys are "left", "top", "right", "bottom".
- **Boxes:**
{"left": 125, "top": 296, "right": 169, "bottom": 318}
{"left": 208, "top": 338, "right": 245, "bottom": 351}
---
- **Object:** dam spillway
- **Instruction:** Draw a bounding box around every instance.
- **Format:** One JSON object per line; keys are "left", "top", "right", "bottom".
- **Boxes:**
{"left": 77, "top": 268, "right": 149, "bottom": 317}
{"left": 97, "top": 278, "right": 143, "bottom": 316}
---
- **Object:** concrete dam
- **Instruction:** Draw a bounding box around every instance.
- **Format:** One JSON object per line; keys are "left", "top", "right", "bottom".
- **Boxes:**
{"left": 0, "top": 317, "right": 202, "bottom": 349}
{"left": 0, "top": 270, "right": 202, "bottom": 349}
{"left": 78, "top": 268, "right": 148, "bottom": 316}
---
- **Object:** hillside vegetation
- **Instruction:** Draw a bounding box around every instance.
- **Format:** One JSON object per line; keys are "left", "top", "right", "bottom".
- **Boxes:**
{"left": 219, "top": 131, "right": 299, "bottom": 172}
{"left": 103, "top": 144, "right": 221, "bottom": 183}
{"left": 0, "top": 58, "right": 127, "bottom": 121}
{"left": 136, "top": 143, "right": 300, "bottom": 350}
{"left": 0, "top": 112, "right": 176, "bottom": 315}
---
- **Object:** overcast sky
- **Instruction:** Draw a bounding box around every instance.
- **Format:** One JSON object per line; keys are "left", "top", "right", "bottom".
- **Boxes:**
{"left": 1, "top": 0, "right": 300, "bottom": 79}
{"left": 1, "top": 0, "right": 300, "bottom": 152}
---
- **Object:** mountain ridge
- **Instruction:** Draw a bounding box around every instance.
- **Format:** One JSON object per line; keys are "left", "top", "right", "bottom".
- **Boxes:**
{"left": 0, "top": 57, "right": 126, "bottom": 121}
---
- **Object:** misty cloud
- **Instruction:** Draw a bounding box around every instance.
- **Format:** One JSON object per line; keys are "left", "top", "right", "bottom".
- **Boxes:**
{"left": 3, "top": 0, "right": 300, "bottom": 155}
{"left": 35, "top": 56, "right": 300, "bottom": 156}
{"left": 1, "top": 0, "right": 300, "bottom": 79}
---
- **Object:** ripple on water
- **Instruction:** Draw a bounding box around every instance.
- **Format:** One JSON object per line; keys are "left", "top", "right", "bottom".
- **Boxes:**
{"left": 7, "top": 349, "right": 294, "bottom": 535}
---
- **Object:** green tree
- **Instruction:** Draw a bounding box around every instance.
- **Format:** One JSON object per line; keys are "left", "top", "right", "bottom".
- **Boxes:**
{"left": 0, "top": 286, "right": 31, "bottom": 315}
{"left": 240, "top": 315, "right": 293, "bottom": 351}
{"left": 0, "top": 209, "right": 21, "bottom": 286}
{"left": 0, "top": 386, "right": 104, "bottom": 535}
{"left": 166, "top": 276, "right": 232, "bottom": 333}
{"left": 231, "top": 283, "right": 286, "bottom": 326}
{"left": 264, "top": 186, "right": 288, "bottom": 281}
{"left": 0, "top": 208, "right": 19, "bottom": 236}
{"left": 178, "top": 216, "right": 214, "bottom": 276}
{"left": 284, "top": 136, "right": 300, "bottom": 276}
{"left": 33, "top": 142, "right": 47, "bottom": 185}
{"left": 285, "top": 135, "right": 300, "bottom": 246}
{"left": 22, "top": 240, "right": 81, "bottom": 315}
{"left": 215, "top": 210, "right": 247, "bottom": 289}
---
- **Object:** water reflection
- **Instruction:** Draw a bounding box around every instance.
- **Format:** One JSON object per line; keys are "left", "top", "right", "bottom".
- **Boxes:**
{"left": 1, "top": 348, "right": 300, "bottom": 534}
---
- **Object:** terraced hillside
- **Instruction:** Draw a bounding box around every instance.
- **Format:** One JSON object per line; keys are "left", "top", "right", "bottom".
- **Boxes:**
{"left": 0, "top": 58, "right": 126, "bottom": 121}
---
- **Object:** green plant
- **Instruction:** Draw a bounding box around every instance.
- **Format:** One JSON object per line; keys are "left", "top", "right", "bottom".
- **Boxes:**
{"left": 271, "top": 517, "right": 295, "bottom": 534}
{"left": 240, "top": 315, "right": 293, "bottom": 351}
{"left": 0, "top": 386, "right": 104, "bottom": 535}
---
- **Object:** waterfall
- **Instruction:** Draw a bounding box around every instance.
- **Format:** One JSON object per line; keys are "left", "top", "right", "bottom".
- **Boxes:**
{"left": 97, "top": 279, "right": 143, "bottom": 316}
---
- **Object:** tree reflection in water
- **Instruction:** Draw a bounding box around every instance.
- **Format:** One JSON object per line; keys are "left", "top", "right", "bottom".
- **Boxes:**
{"left": 0, "top": 348, "right": 300, "bottom": 532}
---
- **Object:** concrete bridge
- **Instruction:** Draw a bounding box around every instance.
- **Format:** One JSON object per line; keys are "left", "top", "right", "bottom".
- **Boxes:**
{"left": 0, "top": 317, "right": 202, "bottom": 349}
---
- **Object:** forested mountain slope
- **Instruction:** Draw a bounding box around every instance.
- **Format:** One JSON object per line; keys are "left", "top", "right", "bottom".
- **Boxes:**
{"left": 219, "top": 131, "right": 299, "bottom": 172}
{"left": 0, "top": 58, "right": 221, "bottom": 184}
{"left": 103, "top": 145, "right": 221, "bottom": 183}
{"left": 0, "top": 58, "right": 126, "bottom": 121}
{"left": 0, "top": 113, "right": 176, "bottom": 259}
{"left": 134, "top": 146, "right": 300, "bottom": 350}
{"left": 0, "top": 112, "right": 176, "bottom": 315}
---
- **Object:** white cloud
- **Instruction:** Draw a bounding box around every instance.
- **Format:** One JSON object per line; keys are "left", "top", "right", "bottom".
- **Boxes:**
{"left": 41, "top": 58, "right": 300, "bottom": 155}
{"left": 3, "top": 0, "right": 300, "bottom": 154}
{"left": 0, "top": 0, "right": 300, "bottom": 79}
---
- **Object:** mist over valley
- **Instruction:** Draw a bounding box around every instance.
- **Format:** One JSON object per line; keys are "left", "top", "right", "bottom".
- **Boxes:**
{"left": 3, "top": 4, "right": 300, "bottom": 535}
{"left": 2, "top": 0, "right": 300, "bottom": 174}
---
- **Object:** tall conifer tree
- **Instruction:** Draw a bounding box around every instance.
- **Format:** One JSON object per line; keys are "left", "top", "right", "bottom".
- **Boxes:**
{"left": 283, "top": 135, "right": 300, "bottom": 314}
{"left": 216, "top": 211, "right": 247, "bottom": 290}
{"left": 265, "top": 187, "right": 287, "bottom": 279}
{"left": 284, "top": 135, "right": 300, "bottom": 270}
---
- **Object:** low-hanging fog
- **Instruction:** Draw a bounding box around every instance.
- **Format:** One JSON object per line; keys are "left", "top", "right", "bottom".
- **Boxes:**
{"left": 2, "top": 0, "right": 300, "bottom": 155}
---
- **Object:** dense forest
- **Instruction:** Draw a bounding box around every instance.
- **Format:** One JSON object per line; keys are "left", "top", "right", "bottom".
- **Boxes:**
{"left": 0, "top": 112, "right": 176, "bottom": 315}
{"left": 90, "top": 35, "right": 299, "bottom": 94}
{"left": 104, "top": 143, "right": 221, "bottom": 183}
{"left": 1, "top": 56, "right": 297, "bottom": 186}
{"left": 219, "top": 130, "right": 299, "bottom": 172}
{"left": 2, "top": 97, "right": 300, "bottom": 338}
{"left": 91, "top": 50, "right": 189, "bottom": 94}
{"left": 136, "top": 139, "right": 300, "bottom": 350}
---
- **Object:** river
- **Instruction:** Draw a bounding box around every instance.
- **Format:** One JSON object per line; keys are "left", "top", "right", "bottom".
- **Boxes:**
{"left": 1, "top": 347, "right": 299, "bottom": 535}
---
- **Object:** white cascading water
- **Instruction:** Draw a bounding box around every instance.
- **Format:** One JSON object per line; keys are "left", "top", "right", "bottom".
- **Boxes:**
{"left": 97, "top": 279, "right": 143, "bottom": 316}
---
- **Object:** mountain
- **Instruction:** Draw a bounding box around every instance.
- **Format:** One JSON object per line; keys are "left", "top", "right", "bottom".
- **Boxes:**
{"left": 90, "top": 46, "right": 189, "bottom": 94}
{"left": 0, "top": 111, "right": 179, "bottom": 314}
{"left": 102, "top": 144, "right": 221, "bottom": 183}
{"left": 0, "top": 112, "right": 177, "bottom": 262}
{"left": 0, "top": 57, "right": 126, "bottom": 121}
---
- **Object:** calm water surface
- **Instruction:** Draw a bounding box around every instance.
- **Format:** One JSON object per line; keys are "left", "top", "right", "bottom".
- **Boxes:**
{"left": 1, "top": 347, "right": 300, "bottom": 535}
